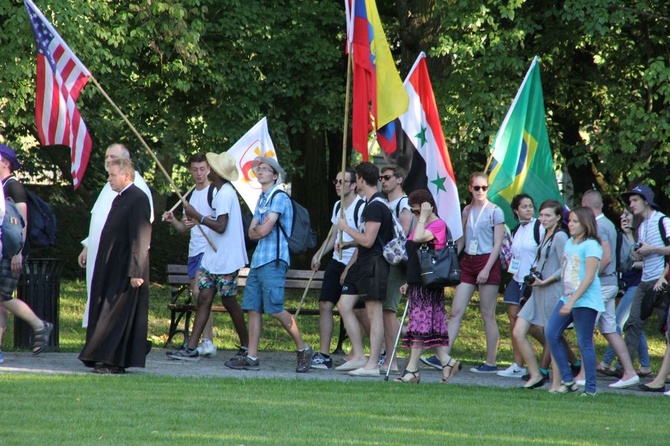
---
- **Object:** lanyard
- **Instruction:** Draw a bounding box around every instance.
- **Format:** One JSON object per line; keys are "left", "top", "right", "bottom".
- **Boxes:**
{"left": 469, "top": 201, "right": 489, "bottom": 232}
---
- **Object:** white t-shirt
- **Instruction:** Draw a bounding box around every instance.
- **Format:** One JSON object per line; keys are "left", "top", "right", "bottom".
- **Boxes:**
{"left": 185, "top": 186, "right": 214, "bottom": 257}
{"left": 511, "top": 219, "right": 545, "bottom": 282}
{"left": 330, "top": 196, "right": 364, "bottom": 265}
{"left": 387, "top": 195, "right": 410, "bottom": 217}
{"left": 200, "top": 183, "right": 248, "bottom": 275}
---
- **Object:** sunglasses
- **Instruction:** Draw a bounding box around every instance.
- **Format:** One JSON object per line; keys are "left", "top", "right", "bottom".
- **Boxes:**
{"left": 410, "top": 209, "right": 421, "bottom": 216}
{"left": 379, "top": 174, "right": 394, "bottom": 181}
{"left": 332, "top": 179, "right": 352, "bottom": 186}
{"left": 472, "top": 185, "right": 489, "bottom": 192}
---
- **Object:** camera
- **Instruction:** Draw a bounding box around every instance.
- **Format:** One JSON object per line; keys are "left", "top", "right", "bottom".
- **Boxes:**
{"left": 524, "top": 268, "right": 542, "bottom": 286}
{"left": 633, "top": 242, "right": 642, "bottom": 251}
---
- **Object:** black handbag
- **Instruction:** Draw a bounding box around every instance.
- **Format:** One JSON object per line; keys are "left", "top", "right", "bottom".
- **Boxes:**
{"left": 418, "top": 240, "right": 461, "bottom": 288}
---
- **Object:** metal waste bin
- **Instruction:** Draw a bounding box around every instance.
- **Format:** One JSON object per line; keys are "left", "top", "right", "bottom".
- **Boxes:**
{"left": 13, "top": 258, "right": 62, "bottom": 350}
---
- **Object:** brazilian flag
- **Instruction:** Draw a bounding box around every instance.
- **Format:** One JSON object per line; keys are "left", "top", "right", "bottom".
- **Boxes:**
{"left": 488, "top": 56, "right": 562, "bottom": 228}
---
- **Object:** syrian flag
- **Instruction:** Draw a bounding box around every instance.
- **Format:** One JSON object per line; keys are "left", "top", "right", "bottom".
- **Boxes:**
{"left": 398, "top": 52, "right": 462, "bottom": 240}
{"left": 227, "top": 117, "right": 277, "bottom": 213}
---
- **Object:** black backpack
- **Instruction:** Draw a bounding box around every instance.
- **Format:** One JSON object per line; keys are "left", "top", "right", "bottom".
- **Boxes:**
{"left": 269, "top": 189, "right": 317, "bottom": 255}
{"left": 512, "top": 219, "right": 542, "bottom": 245}
{"left": 3, "top": 177, "right": 57, "bottom": 248}
{"left": 335, "top": 199, "right": 365, "bottom": 229}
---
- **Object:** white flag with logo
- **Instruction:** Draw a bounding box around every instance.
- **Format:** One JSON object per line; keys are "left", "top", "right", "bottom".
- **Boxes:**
{"left": 227, "top": 117, "right": 277, "bottom": 213}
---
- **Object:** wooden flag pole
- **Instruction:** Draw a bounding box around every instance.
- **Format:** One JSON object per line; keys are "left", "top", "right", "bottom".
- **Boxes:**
{"left": 166, "top": 184, "right": 195, "bottom": 213}
{"left": 337, "top": 50, "right": 354, "bottom": 260}
{"left": 88, "top": 75, "right": 216, "bottom": 252}
{"left": 295, "top": 225, "right": 335, "bottom": 317}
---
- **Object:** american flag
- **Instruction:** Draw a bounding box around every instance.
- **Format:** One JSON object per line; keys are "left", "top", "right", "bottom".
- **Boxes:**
{"left": 24, "top": 0, "right": 92, "bottom": 188}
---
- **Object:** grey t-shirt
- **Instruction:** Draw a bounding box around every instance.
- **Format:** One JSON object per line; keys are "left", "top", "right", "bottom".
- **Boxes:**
{"left": 596, "top": 214, "right": 617, "bottom": 286}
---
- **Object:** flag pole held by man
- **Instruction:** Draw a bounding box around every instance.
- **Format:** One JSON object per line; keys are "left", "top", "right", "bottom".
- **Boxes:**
{"left": 487, "top": 56, "right": 562, "bottom": 227}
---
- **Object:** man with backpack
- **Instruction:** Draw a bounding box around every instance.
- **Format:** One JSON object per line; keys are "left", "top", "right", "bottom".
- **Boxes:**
{"left": 581, "top": 190, "right": 640, "bottom": 388}
{"left": 619, "top": 185, "right": 670, "bottom": 389}
{"left": 162, "top": 153, "right": 219, "bottom": 357}
{"left": 379, "top": 165, "right": 414, "bottom": 373}
{"left": 167, "top": 152, "right": 249, "bottom": 362}
{"left": 225, "top": 156, "right": 313, "bottom": 373}
{"left": 310, "top": 167, "right": 364, "bottom": 369}
{"left": 0, "top": 145, "right": 53, "bottom": 362}
{"left": 77, "top": 144, "right": 154, "bottom": 328}
{"left": 335, "top": 162, "right": 394, "bottom": 377}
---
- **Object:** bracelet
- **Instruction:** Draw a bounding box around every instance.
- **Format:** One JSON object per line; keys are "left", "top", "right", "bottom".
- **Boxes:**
{"left": 200, "top": 215, "right": 206, "bottom": 224}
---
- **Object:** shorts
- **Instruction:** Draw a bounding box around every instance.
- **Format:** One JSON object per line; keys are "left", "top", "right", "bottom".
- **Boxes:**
{"left": 341, "top": 256, "right": 389, "bottom": 302}
{"left": 0, "top": 258, "right": 20, "bottom": 301}
{"left": 384, "top": 263, "right": 405, "bottom": 312}
{"left": 459, "top": 253, "right": 502, "bottom": 285}
{"left": 503, "top": 278, "right": 526, "bottom": 306}
{"left": 596, "top": 284, "right": 619, "bottom": 334}
{"left": 242, "top": 261, "right": 288, "bottom": 314}
{"left": 320, "top": 259, "right": 347, "bottom": 304}
{"left": 197, "top": 268, "right": 239, "bottom": 299}
{"left": 187, "top": 253, "right": 205, "bottom": 279}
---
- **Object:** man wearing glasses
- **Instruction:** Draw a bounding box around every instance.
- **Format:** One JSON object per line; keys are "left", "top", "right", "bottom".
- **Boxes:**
{"left": 378, "top": 165, "right": 415, "bottom": 373}
{"left": 225, "top": 156, "right": 314, "bottom": 373}
{"left": 310, "top": 167, "right": 364, "bottom": 369}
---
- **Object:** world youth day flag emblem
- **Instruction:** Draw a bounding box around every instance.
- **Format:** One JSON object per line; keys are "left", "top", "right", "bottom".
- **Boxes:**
{"left": 488, "top": 56, "right": 562, "bottom": 228}
{"left": 227, "top": 117, "right": 277, "bottom": 213}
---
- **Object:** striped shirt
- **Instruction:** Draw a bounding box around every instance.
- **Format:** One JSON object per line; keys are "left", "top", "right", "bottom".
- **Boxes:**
{"left": 637, "top": 211, "right": 670, "bottom": 281}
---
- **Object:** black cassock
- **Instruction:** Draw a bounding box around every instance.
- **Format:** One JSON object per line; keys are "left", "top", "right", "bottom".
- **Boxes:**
{"left": 79, "top": 184, "right": 152, "bottom": 369}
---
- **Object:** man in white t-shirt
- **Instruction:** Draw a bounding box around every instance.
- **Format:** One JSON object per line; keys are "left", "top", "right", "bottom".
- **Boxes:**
{"left": 310, "top": 167, "right": 364, "bottom": 369}
{"left": 162, "top": 153, "right": 218, "bottom": 356}
{"left": 167, "top": 152, "right": 249, "bottom": 361}
{"left": 77, "top": 144, "right": 154, "bottom": 328}
{"left": 379, "top": 165, "right": 414, "bottom": 373}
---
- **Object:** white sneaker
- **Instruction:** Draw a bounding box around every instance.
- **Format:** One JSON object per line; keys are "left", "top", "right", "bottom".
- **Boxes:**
{"left": 496, "top": 362, "right": 527, "bottom": 378}
{"left": 196, "top": 339, "right": 217, "bottom": 358}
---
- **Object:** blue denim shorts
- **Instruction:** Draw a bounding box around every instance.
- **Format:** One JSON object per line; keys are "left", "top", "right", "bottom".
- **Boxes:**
{"left": 187, "top": 253, "right": 204, "bottom": 279}
{"left": 242, "top": 261, "right": 288, "bottom": 314}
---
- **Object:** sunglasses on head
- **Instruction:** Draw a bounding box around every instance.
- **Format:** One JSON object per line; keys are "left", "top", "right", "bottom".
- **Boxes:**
{"left": 379, "top": 174, "right": 393, "bottom": 181}
{"left": 472, "top": 185, "right": 489, "bottom": 192}
{"left": 410, "top": 209, "right": 421, "bottom": 216}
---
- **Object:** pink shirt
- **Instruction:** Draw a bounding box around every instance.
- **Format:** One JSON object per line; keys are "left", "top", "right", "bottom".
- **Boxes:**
{"left": 409, "top": 219, "right": 447, "bottom": 249}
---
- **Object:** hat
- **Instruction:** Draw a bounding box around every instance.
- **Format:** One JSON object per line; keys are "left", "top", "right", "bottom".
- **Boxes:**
{"left": 205, "top": 152, "right": 239, "bottom": 182}
{"left": 252, "top": 156, "right": 285, "bottom": 183}
{"left": 621, "top": 183, "right": 660, "bottom": 210}
{"left": 0, "top": 144, "right": 21, "bottom": 170}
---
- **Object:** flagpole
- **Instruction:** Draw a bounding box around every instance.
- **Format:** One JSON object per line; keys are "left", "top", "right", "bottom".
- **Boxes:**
{"left": 88, "top": 75, "right": 216, "bottom": 252}
{"left": 337, "top": 49, "right": 354, "bottom": 258}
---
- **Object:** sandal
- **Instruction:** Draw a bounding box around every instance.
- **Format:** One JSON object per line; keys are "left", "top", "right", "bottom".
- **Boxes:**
{"left": 394, "top": 369, "right": 420, "bottom": 383}
{"left": 32, "top": 321, "right": 53, "bottom": 355}
{"left": 555, "top": 381, "right": 579, "bottom": 394}
{"left": 441, "top": 358, "right": 461, "bottom": 383}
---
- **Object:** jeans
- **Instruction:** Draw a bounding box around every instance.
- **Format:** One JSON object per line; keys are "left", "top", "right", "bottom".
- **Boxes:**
{"left": 623, "top": 280, "right": 656, "bottom": 364}
{"left": 546, "top": 301, "right": 598, "bottom": 394}
{"left": 602, "top": 286, "right": 650, "bottom": 367}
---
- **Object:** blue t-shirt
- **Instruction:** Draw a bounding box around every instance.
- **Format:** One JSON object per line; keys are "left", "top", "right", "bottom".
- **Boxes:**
{"left": 561, "top": 238, "right": 605, "bottom": 312}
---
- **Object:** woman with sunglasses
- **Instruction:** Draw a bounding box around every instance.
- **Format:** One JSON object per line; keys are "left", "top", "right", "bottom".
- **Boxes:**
{"left": 447, "top": 172, "right": 505, "bottom": 373}
{"left": 396, "top": 189, "right": 460, "bottom": 383}
{"left": 545, "top": 207, "right": 605, "bottom": 396}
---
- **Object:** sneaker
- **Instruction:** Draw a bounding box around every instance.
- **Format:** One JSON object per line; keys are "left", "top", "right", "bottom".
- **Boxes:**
{"left": 470, "top": 363, "right": 498, "bottom": 373}
{"left": 231, "top": 346, "right": 248, "bottom": 360}
{"left": 420, "top": 355, "right": 442, "bottom": 370}
{"left": 296, "top": 346, "right": 314, "bottom": 373}
{"left": 196, "top": 339, "right": 217, "bottom": 358}
{"left": 0, "top": 351, "right": 4, "bottom": 364}
{"left": 166, "top": 347, "right": 200, "bottom": 361}
{"left": 378, "top": 350, "right": 387, "bottom": 367}
{"left": 496, "top": 362, "right": 527, "bottom": 378}
{"left": 225, "top": 355, "right": 260, "bottom": 371}
{"left": 311, "top": 352, "right": 333, "bottom": 370}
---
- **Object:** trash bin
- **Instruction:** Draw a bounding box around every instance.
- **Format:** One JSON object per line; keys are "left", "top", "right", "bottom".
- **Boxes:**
{"left": 13, "top": 258, "right": 63, "bottom": 350}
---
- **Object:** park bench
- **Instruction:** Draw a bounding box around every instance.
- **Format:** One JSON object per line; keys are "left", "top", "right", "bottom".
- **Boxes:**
{"left": 165, "top": 264, "right": 348, "bottom": 352}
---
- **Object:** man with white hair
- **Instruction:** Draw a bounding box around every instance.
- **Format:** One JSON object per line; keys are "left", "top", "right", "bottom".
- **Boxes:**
{"left": 77, "top": 143, "right": 153, "bottom": 327}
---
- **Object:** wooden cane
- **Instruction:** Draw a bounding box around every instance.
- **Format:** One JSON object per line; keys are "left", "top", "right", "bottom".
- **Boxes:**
{"left": 295, "top": 225, "right": 334, "bottom": 317}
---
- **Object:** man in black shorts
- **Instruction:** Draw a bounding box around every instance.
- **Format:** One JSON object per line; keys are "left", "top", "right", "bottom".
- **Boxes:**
{"left": 335, "top": 162, "right": 394, "bottom": 377}
{"left": 310, "top": 167, "right": 364, "bottom": 369}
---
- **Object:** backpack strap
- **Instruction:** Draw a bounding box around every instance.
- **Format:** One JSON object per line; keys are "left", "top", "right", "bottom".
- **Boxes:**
{"left": 533, "top": 219, "right": 542, "bottom": 245}
{"left": 206, "top": 183, "right": 216, "bottom": 208}
{"left": 395, "top": 195, "right": 408, "bottom": 218}
{"left": 659, "top": 216, "right": 670, "bottom": 246}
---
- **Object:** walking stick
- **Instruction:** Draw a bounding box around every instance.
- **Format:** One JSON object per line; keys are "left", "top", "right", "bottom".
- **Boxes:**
{"left": 165, "top": 185, "right": 196, "bottom": 213}
{"left": 295, "top": 226, "right": 334, "bottom": 316}
{"left": 385, "top": 293, "right": 410, "bottom": 381}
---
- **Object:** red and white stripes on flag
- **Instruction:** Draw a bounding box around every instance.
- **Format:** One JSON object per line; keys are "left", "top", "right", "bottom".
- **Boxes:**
{"left": 24, "top": 0, "right": 92, "bottom": 188}
{"left": 398, "top": 52, "right": 462, "bottom": 240}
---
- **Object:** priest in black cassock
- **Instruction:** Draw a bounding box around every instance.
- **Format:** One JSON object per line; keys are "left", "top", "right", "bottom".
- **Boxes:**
{"left": 79, "top": 158, "right": 152, "bottom": 374}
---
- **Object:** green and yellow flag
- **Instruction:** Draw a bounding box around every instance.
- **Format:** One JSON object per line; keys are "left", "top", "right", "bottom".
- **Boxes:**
{"left": 488, "top": 56, "right": 562, "bottom": 227}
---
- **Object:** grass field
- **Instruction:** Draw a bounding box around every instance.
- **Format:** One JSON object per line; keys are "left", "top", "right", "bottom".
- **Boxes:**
{"left": 2, "top": 281, "right": 670, "bottom": 445}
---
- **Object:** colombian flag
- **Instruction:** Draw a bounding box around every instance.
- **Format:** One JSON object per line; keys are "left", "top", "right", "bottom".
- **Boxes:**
{"left": 349, "top": 0, "right": 408, "bottom": 160}
{"left": 488, "top": 56, "right": 562, "bottom": 227}
{"left": 397, "top": 53, "right": 462, "bottom": 240}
